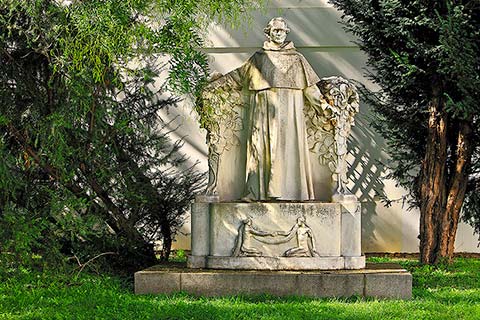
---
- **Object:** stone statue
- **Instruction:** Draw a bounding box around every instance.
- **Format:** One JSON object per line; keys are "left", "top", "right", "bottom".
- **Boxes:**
{"left": 189, "top": 17, "right": 366, "bottom": 272}
{"left": 200, "top": 17, "right": 359, "bottom": 201}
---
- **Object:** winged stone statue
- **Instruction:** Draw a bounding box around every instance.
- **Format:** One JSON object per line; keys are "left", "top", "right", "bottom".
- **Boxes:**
{"left": 199, "top": 17, "right": 359, "bottom": 200}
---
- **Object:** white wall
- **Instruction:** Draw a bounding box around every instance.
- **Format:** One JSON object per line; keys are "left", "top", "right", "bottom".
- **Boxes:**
{"left": 169, "top": 0, "right": 480, "bottom": 253}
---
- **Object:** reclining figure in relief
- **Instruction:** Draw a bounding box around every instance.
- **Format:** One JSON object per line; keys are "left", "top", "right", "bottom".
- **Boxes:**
{"left": 199, "top": 17, "right": 359, "bottom": 201}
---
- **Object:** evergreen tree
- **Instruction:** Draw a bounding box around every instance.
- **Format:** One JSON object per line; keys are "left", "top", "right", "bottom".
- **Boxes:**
{"left": 0, "top": 0, "right": 259, "bottom": 270}
{"left": 329, "top": 0, "right": 479, "bottom": 263}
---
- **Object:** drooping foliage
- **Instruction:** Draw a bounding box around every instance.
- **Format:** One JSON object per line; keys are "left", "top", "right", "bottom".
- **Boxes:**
{"left": 329, "top": 0, "right": 479, "bottom": 263}
{"left": 0, "top": 0, "right": 261, "bottom": 272}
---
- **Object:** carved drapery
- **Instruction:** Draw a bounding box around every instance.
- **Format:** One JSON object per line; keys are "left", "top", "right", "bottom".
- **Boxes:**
{"left": 199, "top": 75, "right": 359, "bottom": 198}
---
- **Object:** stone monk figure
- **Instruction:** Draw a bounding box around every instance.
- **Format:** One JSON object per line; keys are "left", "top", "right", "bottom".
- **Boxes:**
{"left": 207, "top": 17, "right": 331, "bottom": 201}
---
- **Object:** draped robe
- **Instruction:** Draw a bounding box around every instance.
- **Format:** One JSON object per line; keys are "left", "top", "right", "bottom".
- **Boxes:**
{"left": 213, "top": 41, "right": 326, "bottom": 200}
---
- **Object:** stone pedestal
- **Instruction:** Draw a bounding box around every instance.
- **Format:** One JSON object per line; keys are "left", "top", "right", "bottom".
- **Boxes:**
{"left": 188, "top": 199, "right": 365, "bottom": 270}
{"left": 135, "top": 263, "right": 412, "bottom": 299}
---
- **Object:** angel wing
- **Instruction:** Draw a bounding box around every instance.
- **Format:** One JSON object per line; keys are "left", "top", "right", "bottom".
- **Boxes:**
{"left": 305, "top": 76, "right": 360, "bottom": 195}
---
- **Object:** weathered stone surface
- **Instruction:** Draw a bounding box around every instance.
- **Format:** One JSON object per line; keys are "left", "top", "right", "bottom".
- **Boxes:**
{"left": 189, "top": 200, "right": 365, "bottom": 270}
{"left": 206, "top": 256, "right": 345, "bottom": 270}
{"left": 134, "top": 263, "right": 412, "bottom": 299}
{"left": 185, "top": 17, "right": 365, "bottom": 275}
{"left": 341, "top": 202, "right": 362, "bottom": 257}
{"left": 344, "top": 256, "right": 366, "bottom": 269}
{"left": 195, "top": 195, "right": 220, "bottom": 203}
{"left": 181, "top": 272, "right": 300, "bottom": 297}
{"left": 190, "top": 202, "right": 210, "bottom": 257}
{"left": 187, "top": 255, "right": 206, "bottom": 269}
{"left": 297, "top": 273, "right": 364, "bottom": 297}
{"left": 134, "top": 272, "right": 180, "bottom": 295}
{"left": 365, "top": 272, "right": 413, "bottom": 299}
{"left": 209, "top": 202, "right": 341, "bottom": 257}
{"left": 332, "top": 193, "right": 358, "bottom": 203}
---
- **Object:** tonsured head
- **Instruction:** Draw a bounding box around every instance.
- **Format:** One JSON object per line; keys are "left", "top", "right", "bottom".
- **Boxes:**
{"left": 263, "top": 17, "right": 290, "bottom": 45}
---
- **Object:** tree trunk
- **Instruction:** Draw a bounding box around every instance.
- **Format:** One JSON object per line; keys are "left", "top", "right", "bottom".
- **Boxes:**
{"left": 161, "top": 223, "right": 172, "bottom": 262}
{"left": 419, "top": 90, "right": 448, "bottom": 264}
{"left": 440, "top": 120, "right": 473, "bottom": 262}
{"left": 419, "top": 91, "right": 474, "bottom": 264}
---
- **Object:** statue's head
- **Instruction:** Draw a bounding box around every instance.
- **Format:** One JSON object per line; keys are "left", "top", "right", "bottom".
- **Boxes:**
{"left": 243, "top": 217, "right": 253, "bottom": 226}
{"left": 263, "top": 17, "right": 290, "bottom": 45}
{"left": 297, "top": 216, "right": 306, "bottom": 226}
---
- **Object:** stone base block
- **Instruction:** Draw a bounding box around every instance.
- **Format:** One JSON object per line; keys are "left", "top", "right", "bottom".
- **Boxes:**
{"left": 191, "top": 201, "right": 365, "bottom": 270}
{"left": 135, "top": 263, "right": 412, "bottom": 299}
{"left": 209, "top": 202, "right": 343, "bottom": 258}
{"left": 195, "top": 195, "right": 220, "bottom": 203}
{"left": 344, "top": 256, "right": 366, "bottom": 269}
{"left": 186, "top": 255, "right": 206, "bottom": 268}
{"left": 206, "top": 256, "right": 362, "bottom": 270}
{"left": 332, "top": 193, "right": 358, "bottom": 203}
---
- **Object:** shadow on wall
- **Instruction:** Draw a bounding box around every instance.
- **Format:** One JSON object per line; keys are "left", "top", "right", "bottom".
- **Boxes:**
{"left": 346, "top": 100, "right": 420, "bottom": 252}
{"left": 348, "top": 107, "right": 388, "bottom": 251}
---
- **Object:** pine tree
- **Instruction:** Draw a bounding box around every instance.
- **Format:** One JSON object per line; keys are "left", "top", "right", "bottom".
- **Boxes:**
{"left": 330, "top": 0, "right": 480, "bottom": 263}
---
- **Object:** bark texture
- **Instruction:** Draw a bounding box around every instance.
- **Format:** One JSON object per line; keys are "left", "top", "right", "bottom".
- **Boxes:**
{"left": 419, "top": 89, "right": 474, "bottom": 264}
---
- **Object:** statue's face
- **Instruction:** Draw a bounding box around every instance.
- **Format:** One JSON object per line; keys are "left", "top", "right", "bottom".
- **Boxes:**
{"left": 297, "top": 217, "right": 306, "bottom": 226}
{"left": 269, "top": 22, "right": 287, "bottom": 44}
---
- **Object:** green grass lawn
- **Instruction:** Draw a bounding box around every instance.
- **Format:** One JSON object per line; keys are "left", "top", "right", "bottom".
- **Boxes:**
{"left": 0, "top": 258, "right": 479, "bottom": 320}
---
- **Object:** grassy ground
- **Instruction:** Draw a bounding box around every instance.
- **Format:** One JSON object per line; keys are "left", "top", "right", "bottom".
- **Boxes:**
{"left": 0, "top": 258, "right": 479, "bottom": 320}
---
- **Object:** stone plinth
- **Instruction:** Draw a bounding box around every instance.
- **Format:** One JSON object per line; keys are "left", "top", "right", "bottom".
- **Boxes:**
{"left": 135, "top": 263, "right": 412, "bottom": 299}
{"left": 189, "top": 200, "right": 365, "bottom": 270}
{"left": 205, "top": 256, "right": 365, "bottom": 270}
